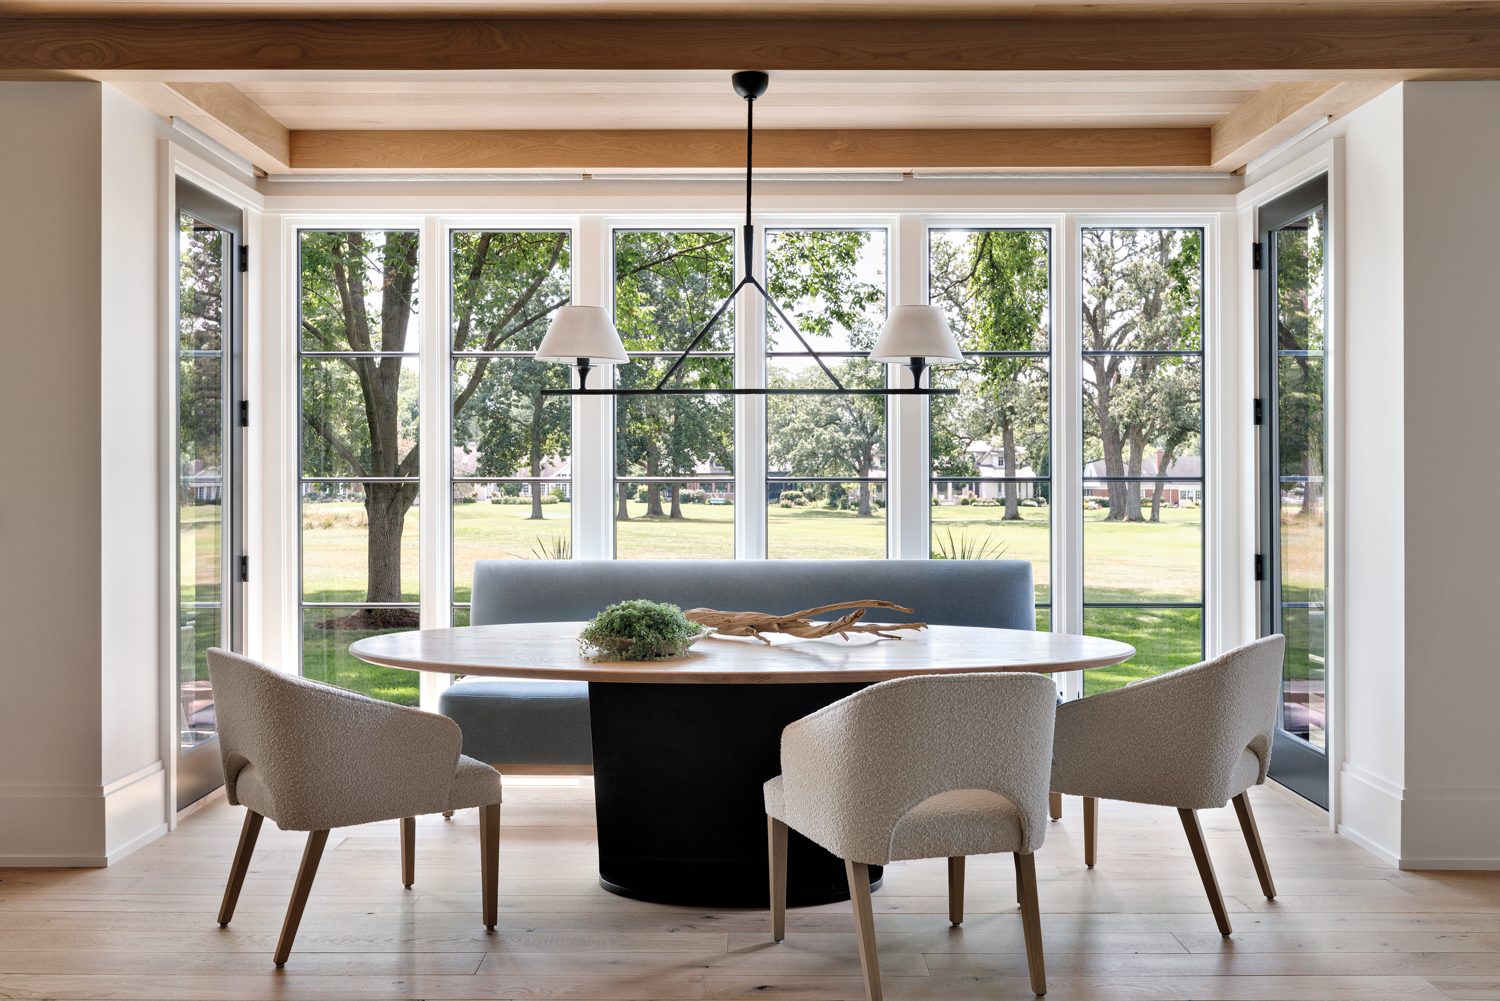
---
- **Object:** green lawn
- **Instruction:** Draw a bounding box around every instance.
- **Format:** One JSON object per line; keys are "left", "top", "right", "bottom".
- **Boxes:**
{"left": 302, "top": 497, "right": 1209, "bottom": 703}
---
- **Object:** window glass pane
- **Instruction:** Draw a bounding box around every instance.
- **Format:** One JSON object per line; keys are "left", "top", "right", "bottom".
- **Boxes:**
{"left": 932, "top": 500, "right": 1051, "bottom": 605}
{"left": 178, "top": 215, "right": 225, "bottom": 750}
{"left": 929, "top": 228, "right": 1051, "bottom": 597}
{"left": 1082, "top": 227, "right": 1203, "bottom": 679}
{"left": 302, "top": 610, "right": 420, "bottom": 706}
{"left": 1083, "top": 607, "right": 1203, "bottom": 696}
{"left": 1083, "top": 486, "right": 1202, "bottom": 604}
{"left": 766, "top": 229, "right": 888, "bottom": 558}
{"left": 614, "top": 230, "right": 736, "bottom": 560}
{"left": 301, "top": 483, "right": 420, "bottom": 605}
{"left": 1034, "top": 607, "right": 1050, "bottom": 633}
{"left": 299, "top": 229, "right": 420, "bottom": 702}
{"left": 767, "top": 481, "right": 887, "bottom": 560}
{"left": 1274, "top": 208, "right": 1327, "bottom": 749}
{"left": 450, "top": 229, "right": 573, "bottom": 600}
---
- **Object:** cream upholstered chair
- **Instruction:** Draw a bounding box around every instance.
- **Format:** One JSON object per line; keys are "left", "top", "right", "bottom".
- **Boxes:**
{"left": 206, "top": 649, "right": 504, "bottom": 966}
{"left": 764, "top": 672, "right": 1058, "bottom": 999}
{"left": 1050, "top": 634, "right": 1286, "bottom": 936}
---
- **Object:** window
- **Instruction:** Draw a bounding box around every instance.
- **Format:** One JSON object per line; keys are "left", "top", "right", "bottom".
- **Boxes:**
{"left": 764, "top": 228, "right": 889, "bottom": 558}
{"left": 450, "top": 230, "right": 573, "bottom": 626}
{"left": 928, "top": 228, "right": 1052, "bottom": 627}
{"left": 1080, "top": 228, "right": 1205, "bottom": 694}
{"left": 613, "top": 229, "right": 736, "bottom": 559}
{"left": 176, "top": 179, "right": 243, "bottom": 809}
{"left": 298, "top": 230, "right": 421, "bottom": 704}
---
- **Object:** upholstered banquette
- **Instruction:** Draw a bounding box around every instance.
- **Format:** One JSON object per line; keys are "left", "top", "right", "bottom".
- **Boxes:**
{"left": 439, "top": 559, "right": 1035, "bottom": 771}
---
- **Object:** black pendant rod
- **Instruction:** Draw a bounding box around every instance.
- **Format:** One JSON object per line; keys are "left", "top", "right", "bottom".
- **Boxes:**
{"left": 648, "top": 72, "right": 847, "bottom": 396}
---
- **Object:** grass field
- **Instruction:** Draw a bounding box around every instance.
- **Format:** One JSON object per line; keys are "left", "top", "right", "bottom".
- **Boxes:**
{"left": 294, "top": 497, "right": 1210, "bottom": 703}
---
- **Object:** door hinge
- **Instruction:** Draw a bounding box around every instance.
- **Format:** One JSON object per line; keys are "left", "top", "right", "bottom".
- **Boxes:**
{"left": 1253, "top": 397, "right": 1263, "bottom": 425}
{"left": 239, "top": 555, "right": 249, "bottom": 583}
{"left": 239, "top": 400, "right": 249, "bottom": 427}
{"left": 1252, "top": 242, "right": 1262, "bottom": 270}
{"left": 238, "top": 244, "right": 249, "bottom": 273}
{"left": 1254, "top": 554, "right": 1265, "bottom": 581}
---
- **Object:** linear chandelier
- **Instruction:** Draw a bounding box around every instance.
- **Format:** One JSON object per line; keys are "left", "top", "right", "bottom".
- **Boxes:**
{"left": 536, "top": 71, "right": 961, "bottom": 398}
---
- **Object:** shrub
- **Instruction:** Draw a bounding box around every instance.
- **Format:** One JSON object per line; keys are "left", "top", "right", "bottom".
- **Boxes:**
{"left": 455, "top": 495, "right": 478, "bottom": 504}
{"left": 959, "top": 496, "right": 972, "bottom": 506}
{"left": 1019, "top": 498, "right": 1038, "bottom": 507}
{"left": 547, "top": 486, "right": 567, "bottom": 502}
{"left": 779, "top": 489, "right": 804, "bottom": 503}
{"left": 680, "top": 488, "right": 706, "bottom": 504}
{"left": 578, "top": 600, "right": 702, "bottom": 662}
{"left": 778, "top": 498, "right": 795, "bottom": 508}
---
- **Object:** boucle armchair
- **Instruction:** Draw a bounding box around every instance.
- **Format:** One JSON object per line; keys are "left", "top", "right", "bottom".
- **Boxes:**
{"left": 764, "top": 672, "right": 1058, "bottom": 999}
{"left": 1050, "top": 634, "right": 1286, "bottom": 936}
{"left": 206, "top": 649, "right": 504, "bottom": 966}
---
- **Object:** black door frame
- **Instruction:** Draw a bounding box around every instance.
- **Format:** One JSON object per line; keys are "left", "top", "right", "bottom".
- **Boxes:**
{"left": 1257, "top": 174, "right": 1330, "bottom": 808}
{"left": 175, "top": 177, "right": 245, "bottom": 811}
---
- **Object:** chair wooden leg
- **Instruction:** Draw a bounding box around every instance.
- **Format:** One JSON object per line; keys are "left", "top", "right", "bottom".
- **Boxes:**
{"left": 1048, "top": 791, "right": 1063, "bottom": 821}
{"left": 844, "top": 860, "right": 883, "bottom": 1001}
{"left": 1014, "top": 852, "right": 1047, "bottom": 996}
{"left": 273, "top": 829, "right": 329, "bottom": 966}
{"left": 442, "top": 811, "right": 454, "bottom": 819}
{"left": 1179, "top": 808, "right": 1232, "bottom": 936}
{"left": 479, "top": 802, "right": 500, "bottom": 930}
{"left": 767, "top": 816, "right": 788, "bottom": 942}
{"left": 1233, "top": 791, "right": 1277, "bottom": 899}
{"left": 400, "top": 816, "right": 416, "bottom": 888}
{"left": 947, "top": 856, "right": 965, "bottom": 926}
{"left": 1083, "top": 796, "right": 1098, "bottom": 868}
{"left": 218, "top": 809, "right": 263, "bottom": 926}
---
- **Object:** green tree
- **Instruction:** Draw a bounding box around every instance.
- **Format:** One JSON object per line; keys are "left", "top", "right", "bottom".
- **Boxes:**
{"left": 930, "top": 230, "right": 1049, "bottom": 518}
{"left": 614, "top": 231, "right": 735, "bottom": 520}
{"left": 768, "top": 361, "right": 886, "bottom": 515}
{"left": 1273, "top": 212, "right": 1325, "bottom": 517}
{"left": 1081, "top": 229, "right": 1202, "bottom": 522}
{"left": 450, "top": 231, "right": 573, "bottom": 521}
{"left": 300, "top": 231, "right": 420, "bottom": 622}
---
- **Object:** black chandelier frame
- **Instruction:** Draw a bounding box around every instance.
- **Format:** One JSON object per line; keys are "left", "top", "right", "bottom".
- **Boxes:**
{"left": 544, "top": 71, "right": 956, "bottom": 399}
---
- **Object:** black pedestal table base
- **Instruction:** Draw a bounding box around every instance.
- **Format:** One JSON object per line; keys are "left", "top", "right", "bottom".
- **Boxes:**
{"left": 588, "top": 680, "right": 880, "bottom": 907}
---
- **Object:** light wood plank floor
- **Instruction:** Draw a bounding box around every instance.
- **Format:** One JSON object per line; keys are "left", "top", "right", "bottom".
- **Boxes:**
{"left": 2, "top": 783, "right": 1498, "bottom": 1000}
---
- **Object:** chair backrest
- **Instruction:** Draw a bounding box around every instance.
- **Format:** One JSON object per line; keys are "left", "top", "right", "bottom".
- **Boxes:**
{"left": 1053, "top": 634, "right": 1286, "bottom": 808}
{"left": 207, "top": 648, "right": 462, "bottom": 829}
{"left": 781, "top": 671, "right": 1059, "bottom": 859}
{"left": 471, "top": 559, "right": 1034, "bottom": 630}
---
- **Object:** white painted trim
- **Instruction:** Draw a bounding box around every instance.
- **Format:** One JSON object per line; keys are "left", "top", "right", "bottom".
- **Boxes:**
{"left": 574, "top": 215, "right": 614, "bottom": 560}
{"left": 418, "top": 214, "right": 447, "bottom": 711}
{"left": 1337, "top": 822, "right": 1401, "bottom": 867}
{"left": 736, "top": 220, "right": 768, "bottom": 559}
{"left": 888, "top": 213, "right": 927, "bottom": 560}
{"left": 162, "top": 141, "right": 261, "bottom": 828}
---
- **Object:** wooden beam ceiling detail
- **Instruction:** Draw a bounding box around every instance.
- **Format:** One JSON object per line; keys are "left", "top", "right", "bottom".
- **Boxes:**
{"left": 111, "top": 80, "right": 290, "bottom": 171}
{"left": 3, "top": 16, "right": 1500, "bottom": 74}
{"left": 287, "top": 127, "right": 1211, "bottom": 170}
{"left": 1210, "top": 79, "right": 1392, "bottom": 169}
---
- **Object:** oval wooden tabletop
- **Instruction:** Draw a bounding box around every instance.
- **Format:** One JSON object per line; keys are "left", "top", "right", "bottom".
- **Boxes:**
{"left": 349, "top": 621, "right": 1136, "bottom": 685}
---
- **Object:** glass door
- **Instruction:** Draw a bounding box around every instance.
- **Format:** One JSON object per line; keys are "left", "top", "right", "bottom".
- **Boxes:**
{"left": 1258, "top": 175, "right": 1329, "bottom": 807}
{"left": 176, "top": 179, "right": 244, "bottom": 810}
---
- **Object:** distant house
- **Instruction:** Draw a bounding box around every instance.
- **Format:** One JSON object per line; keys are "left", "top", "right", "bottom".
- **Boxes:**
{"left": 933, "top": 441, "right": 1039, "bottom": 502}
{"left": 1084, "top": 450, "right": 1202, "bottom": 505}
{"left": 452, "top": 442, "right": 572, "bottom": 500}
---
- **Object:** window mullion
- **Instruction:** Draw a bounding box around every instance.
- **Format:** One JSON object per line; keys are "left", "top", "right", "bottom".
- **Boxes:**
{"left": 418, "top": 215, "right": 447, "bottom": 712}
{"left": 573, "top": 215, "right": 614, "bottom": 559}
{"left": 888, "top": 213, "right": 928, "bottom": 560}
{"left": 1053, "top": 215, "right": 1086, "bottom": 700}
{"left": 736, "top": 219, "right": 767, "bottom": 559}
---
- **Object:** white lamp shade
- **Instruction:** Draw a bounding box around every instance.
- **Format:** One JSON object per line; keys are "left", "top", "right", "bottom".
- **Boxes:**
{"left": 534, "top": 305, "right": 629, "bottom": 365}
{"left": 867, "top": 305, "right": 965, "bottom": 366}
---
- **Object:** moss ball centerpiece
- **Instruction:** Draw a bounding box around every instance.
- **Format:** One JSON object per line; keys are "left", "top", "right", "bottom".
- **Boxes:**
{"left": 578, "top": 600, "right": 704, "bottom": 662}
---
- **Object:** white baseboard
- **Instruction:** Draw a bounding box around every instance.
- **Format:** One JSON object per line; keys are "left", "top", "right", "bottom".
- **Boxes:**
{"left": 1335, "top": 821, "right": 1401, "bottom": 866}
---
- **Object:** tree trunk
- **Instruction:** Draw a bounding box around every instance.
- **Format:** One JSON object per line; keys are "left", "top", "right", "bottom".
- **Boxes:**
{"left": 1090, "top": 362, "right": 1130, "bottom": 522}
{"left": 528, "top": 391, "right": 546, "bottom": 519}
{"left": 1150, "top": 446, "right": 1175, "bottom": 523}
{"left": 645, "top": 442, "right": 664, "bottom": 517}
{"left": 617, "top": 482, "right": 631, "bottom": 520}
{"left": 669, "top": 482, "right": 683, "bottom": 520}
{"left": 363, "top": 482, "right": 418, "bottom": 627}
{"left": 1301, "top": 452, "right": 1321, "bottom": 517}
{"left": 1124, "top": 432, "right": 1147, "bottom": 522}
{"left": 1002, "top": 413, "right": 1020, "bottom": 520}
{"left": 857, "top": 455, "right": 873, "bottom": 516}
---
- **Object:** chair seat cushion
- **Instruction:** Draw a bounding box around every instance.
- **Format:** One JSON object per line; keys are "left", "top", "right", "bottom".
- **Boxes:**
{"left": 888, "top": 788, "right": 1025, "bottom": 862}
{"left": 438, "top": 680, "right": 593, "bottom": 766}
{"left": 445, "top": 754, "right": 504, "bottom": 812}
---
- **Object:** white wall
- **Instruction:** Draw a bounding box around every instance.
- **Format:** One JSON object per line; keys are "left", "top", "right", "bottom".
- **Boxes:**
{"left": 0, "top": 82, "right": 111, "bottom": 864}
{"left": 1398, "top": 82, "right": 1500, "bottom": 867}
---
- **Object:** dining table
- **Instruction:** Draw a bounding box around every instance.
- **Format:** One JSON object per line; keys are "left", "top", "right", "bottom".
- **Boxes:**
{"left": 351, "top": 621, "right": 1135, "bottom": 908}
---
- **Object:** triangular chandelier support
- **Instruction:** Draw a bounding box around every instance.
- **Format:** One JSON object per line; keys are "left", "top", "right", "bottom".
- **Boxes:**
{"left": 543, "top": 71, "right": 954, "bottom": 398}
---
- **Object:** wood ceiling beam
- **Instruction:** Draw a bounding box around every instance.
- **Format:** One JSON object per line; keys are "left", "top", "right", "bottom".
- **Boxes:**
{"left": 111, "top": 80, "right": 291, "bottom": 171}
{"left": 286, "top": 127, "right": 1212, "bottom": 171}
{"left": 2, "top": 16, "right": 1500, "bottom": 74}
{"left": 1210, "top": 79, "right": 1393, "bottom": 169}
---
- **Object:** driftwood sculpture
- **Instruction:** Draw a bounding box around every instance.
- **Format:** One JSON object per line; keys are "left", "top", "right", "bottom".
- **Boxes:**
{"left": 683, "top": 600, "right": 927, "bottom": 644}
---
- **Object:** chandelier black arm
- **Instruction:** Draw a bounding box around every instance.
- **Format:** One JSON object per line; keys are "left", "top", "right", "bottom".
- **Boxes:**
{"left": 751, "top": 275, "right": 848, "bottom": 391}
{"left": 652, "top": 273, "right": 754, "bottom": 390}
